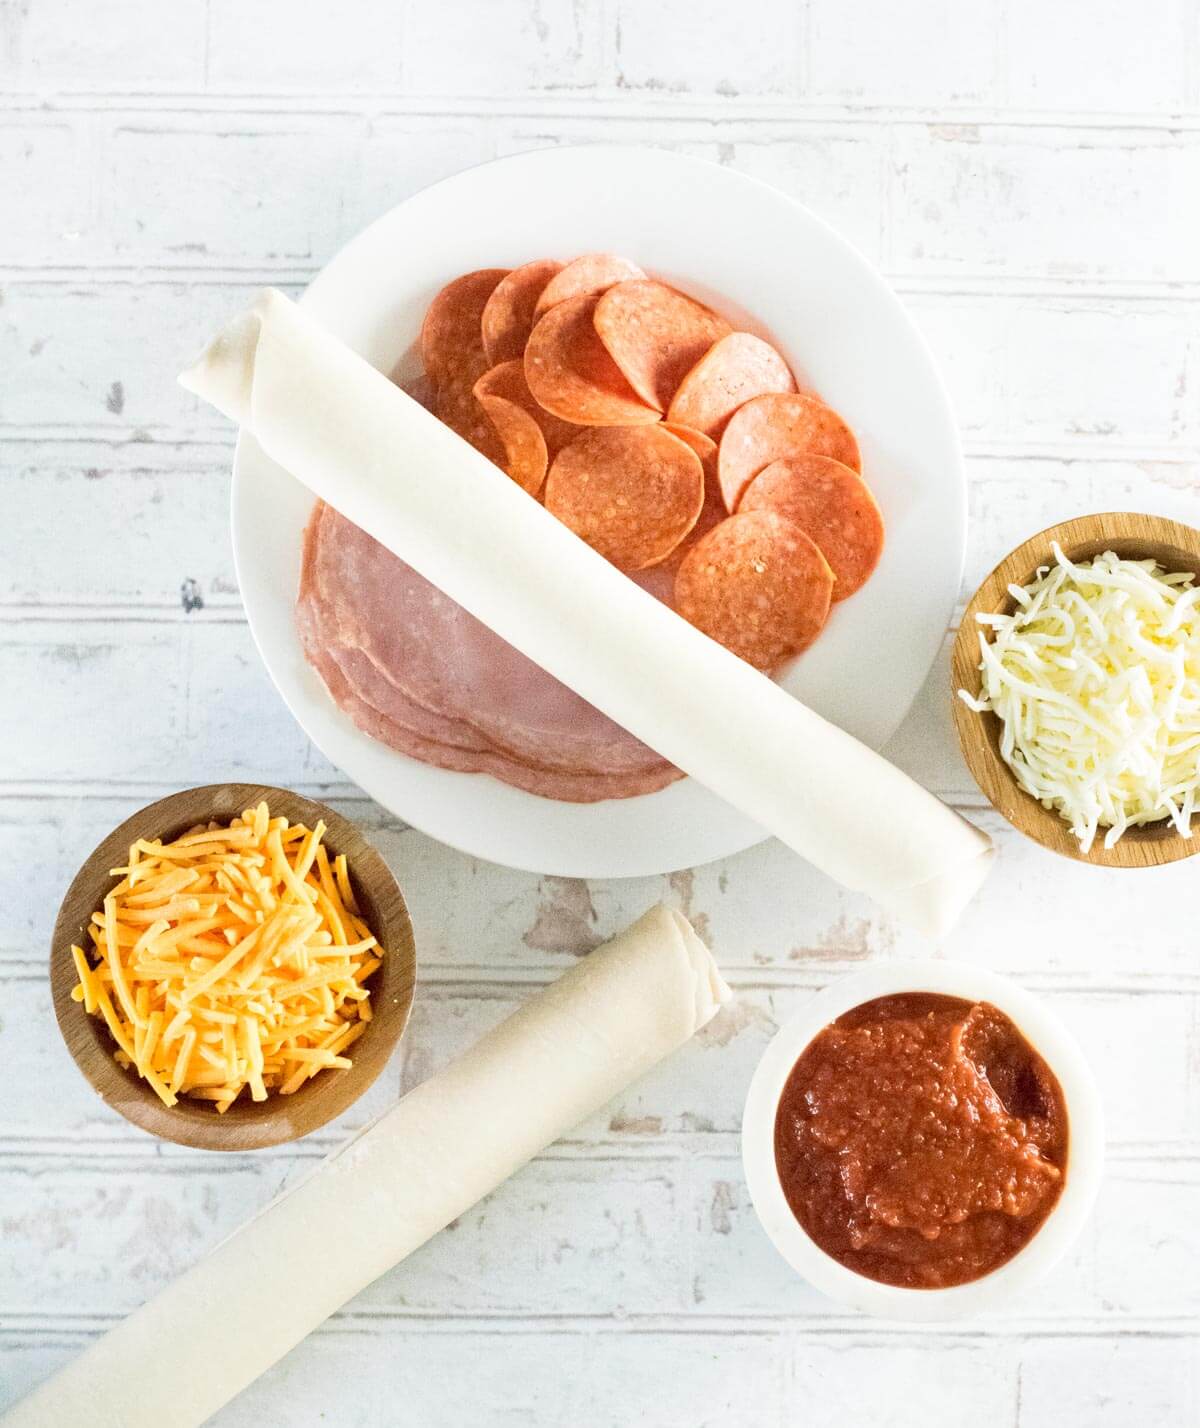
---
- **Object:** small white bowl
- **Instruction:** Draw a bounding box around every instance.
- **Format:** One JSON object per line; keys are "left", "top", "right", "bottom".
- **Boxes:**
{"left": 742, "top": 961, "right": 1104, "bottom": 1321}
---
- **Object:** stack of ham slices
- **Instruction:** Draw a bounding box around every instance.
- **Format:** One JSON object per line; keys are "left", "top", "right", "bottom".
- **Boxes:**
{"left": 297, "top": 254, "right": 885, "bottom": 802}
{"left": 298, "top": 503, "right": 681, "bottom": 801}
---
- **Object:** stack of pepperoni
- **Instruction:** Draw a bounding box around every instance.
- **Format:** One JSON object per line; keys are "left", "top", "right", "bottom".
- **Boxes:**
{"left": 298, "top": 254, "right": 884, "bottom": 803}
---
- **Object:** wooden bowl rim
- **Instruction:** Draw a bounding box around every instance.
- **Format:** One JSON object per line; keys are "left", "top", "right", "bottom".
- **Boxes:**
{"left": 951, "top": 511, "right": 1200, "bottom": 869}
{"left": 51, "top": 783, "right": 416, "bottom": 1151}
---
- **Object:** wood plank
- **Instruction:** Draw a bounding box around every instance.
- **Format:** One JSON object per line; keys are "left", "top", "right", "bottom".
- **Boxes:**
{"left": 4, "top": 281, "right": 1196, "bottom": 458}
{"left": 0, "top": 281, "right": 298, "bottom": 436}
{"left": 0, "top": 1150, "right": 1195, "bottom": 1325}
{"left": 5, "top": 1324, "right": 1196, "bottom": 1428}
{"left": 0, "top": 621, "right": 336, "bottom": 784}
{"left": 1, "top": 446, "right": 1197, "bottom": 614}
{"left": 7, "top": 794, "right": 1200, "bottom": 985}
{"left": 1, "top": 1326, "right": 789, "bottom": 1428}
{"left": 0, "top": 442, "right": 236, "bottom": 609}
{"left": 2, "top": 970, "right": 1195, "bottom": 1148}
{"left": 5, "top": 12, "right": 1200, "bottom": 1420}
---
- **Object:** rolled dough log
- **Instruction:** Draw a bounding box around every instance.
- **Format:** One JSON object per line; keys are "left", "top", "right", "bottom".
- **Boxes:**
{"left": 4, "top": 906, "right": 728, "bottom": 1428}
{"left": 179, "top": 290, "right": 992, "bottom": 935}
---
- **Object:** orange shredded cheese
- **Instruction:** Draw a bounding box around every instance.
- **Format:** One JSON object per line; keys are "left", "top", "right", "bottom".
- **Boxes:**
{"left": 69, "top": 803, "right": 380, "bottom": 1113}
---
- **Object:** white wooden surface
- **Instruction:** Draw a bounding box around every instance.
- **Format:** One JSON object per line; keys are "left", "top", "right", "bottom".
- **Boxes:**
{"left": 2, "top": 4, "right": 1199, "bottom": 1424}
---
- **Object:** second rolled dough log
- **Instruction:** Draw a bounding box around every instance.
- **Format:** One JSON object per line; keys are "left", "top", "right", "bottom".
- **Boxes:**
{"left": 4, "top": 905, "right": 727, "bottom": 1428}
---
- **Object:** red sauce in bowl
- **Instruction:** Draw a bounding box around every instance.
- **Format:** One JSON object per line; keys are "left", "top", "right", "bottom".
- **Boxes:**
{"left": 773, "top": 993, "right": 1069, "bottom": 1289}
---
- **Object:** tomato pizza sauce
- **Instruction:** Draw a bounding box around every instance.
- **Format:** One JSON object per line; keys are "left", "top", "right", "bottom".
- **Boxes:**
{"left": 773, "top": 994, "right": 1068, "bottom": 1289}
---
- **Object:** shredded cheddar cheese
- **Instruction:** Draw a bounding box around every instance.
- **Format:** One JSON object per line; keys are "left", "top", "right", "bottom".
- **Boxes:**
{"left": 70, "top": 803, "right": 381, "bottom": 1112}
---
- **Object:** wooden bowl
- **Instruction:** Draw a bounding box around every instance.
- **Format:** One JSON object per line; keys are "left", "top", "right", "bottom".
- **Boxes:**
{"left": 51, "top": 783, "right": 416, "bottom": 1150}
{"left": 952, "top": 512, "right": 1200, "bottom": 868}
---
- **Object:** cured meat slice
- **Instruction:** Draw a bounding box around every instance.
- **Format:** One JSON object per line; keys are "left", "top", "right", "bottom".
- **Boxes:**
{"left": 435, "top": 368, "right": 506, "bottom": 467}
{"left": 436, "top": 375, "right": 491, "bottom": 451}
{"left": 302, "top": 609, "right": 495, "bottom": 756}
{"left": 300, "top": 503, "right": 680, "bottom": 800}
{"left": 304, "top": 510, "right": 678, "bottom": 799}
{"left": 399, "top": 371, "right": 437, "bottom": 412}
{"left": 300, "top": 505, "right": 498, "bottom": 753}
{"left": 441, "top": 365, "right": 548, "bottom": 493}
{"left": 717, "top": 392, "right": 860, "bottom": 513}
{"left": 661, "top": 422, "right": 717, "bottom": 472}
{"left": 481, "top": 259, "right": 563, "bottom": 365}
{"left": 532, "top": 253, "right": 646, "bottom": 321}
{"left": 474, "top": 359, "right": 581, "bottom": 458}
{"left": 544, "top": 426, "right": 705, "bottom": 571}
{"left": 666, "top": 332, "right": 796, "bottom": 439}
{"left": 524, "top": 295, "right": 659, "bottom": 427}
{"left": 740, "top": 455, "right": 884, "bottom": 601}
{"left": 303, "top": 618, "right": 680, "bottom": 803}
{"left": 629, "top": 562, "right": 677, "bottom": 607}
{"left": 475, "top": 393, "right": 548, "bottom": 496}
{"left": 657, "top": 424, "right": 725, "bottom": 572}
{"left": 298, "top": 498, "right": 325, "bottom": 605}
{"left": 329, "top": 645, "right": 495, "bottom": 755}
{"left": 313, "top": 505, "right": 507, "bottom": 722}
{"left": 309, "top": 505, "right": 674, "bottom": 777}
{"left": 420, "top": 269, "right": 508, "bottom": 387}
{"left": 674, "top": 509, "right": 834, "bottom": 671}
{"left": 593, "top": 281, "right": 731, "bottom": 413}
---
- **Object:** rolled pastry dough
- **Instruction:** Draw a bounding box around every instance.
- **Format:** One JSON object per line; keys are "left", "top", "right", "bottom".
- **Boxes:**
{"left": 5, "top": 906, "right": 728, "bottom": 1428}
{"left": 180, "top": 289, "right": 992, "bottom": 934}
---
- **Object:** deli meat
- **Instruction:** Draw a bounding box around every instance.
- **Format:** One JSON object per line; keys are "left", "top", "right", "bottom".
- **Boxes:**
{"left": 298, "top": 503, "right": 681, "bottom": 800}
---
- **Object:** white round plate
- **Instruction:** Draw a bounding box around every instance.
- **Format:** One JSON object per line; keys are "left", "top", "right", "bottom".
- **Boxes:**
{"left": 233, "top": 145, "right": 965, "bottom": 879}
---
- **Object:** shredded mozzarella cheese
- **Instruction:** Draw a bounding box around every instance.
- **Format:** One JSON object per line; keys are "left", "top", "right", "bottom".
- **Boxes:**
{"left": 959, "top": 543, "right": 1200, "bottom": 852}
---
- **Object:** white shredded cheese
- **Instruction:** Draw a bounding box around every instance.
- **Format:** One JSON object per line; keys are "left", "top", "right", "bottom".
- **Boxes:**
{"left": 958, "top": 543, "right": 1200, "bottom": 852}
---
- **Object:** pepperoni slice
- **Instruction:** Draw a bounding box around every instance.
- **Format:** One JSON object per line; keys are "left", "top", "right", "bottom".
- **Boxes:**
{"left": 717, "top": 392, "right": 861, "bottom": 513}
{"left": 740, "top": 455, "right": 884, "bottom": 601}
{"left": 544, "top": 426, "right": 705, "bottom": 571}
{"left": 593, "top": 280, "right": 731, "bottom": 413}
{"left": 420, "top": 269, "right": 509, "bottom": 387}
{"left": 436, "top": 368, "right": 506, "bottom": 467}
{"left": 474, "top": 359, "right": 582, "bottom": 457}
{"left": 629, "top": 562, "right": 678, "bottom": 607}
{"left": 674, "top": 509, "right": 834, "bottom": 671}
{"left": 524, "top": 295, "right": 659, "bottom": 427}
{"left": 399, "top": 371, "right": 437, "bottom": 413}
{"left": 532, "top": 253, "right": 646, "bottom": 321}
{"left": 660, "top": 419, "right": 717, "bottom": 471}
{"left": 667, "top": 332, "right": 797, "bottom": 439}
{"left": 481, "top": 259, "right": 563, "bottom": 365}
{"left": 659, "top": 424, "right": 724, "bottom": 569}
{"left": 433, "top": 366, "right": 548, "bottom": 494}
{"left": 478, "top": 394, "right": 548, "bottom": 495}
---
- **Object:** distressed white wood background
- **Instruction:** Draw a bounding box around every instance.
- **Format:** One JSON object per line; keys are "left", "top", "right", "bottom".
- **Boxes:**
{"left": 2, "top": 2, "right": 1199, "bottom": 1424}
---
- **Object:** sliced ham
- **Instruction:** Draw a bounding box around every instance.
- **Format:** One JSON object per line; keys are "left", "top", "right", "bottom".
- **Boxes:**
{"left": 300, "top": 606, "right": 677, "bottom": 802}
{"left": 298, "top": 503, "right": 679, "bottom": 794}
{"left": 299, "top": 530, "right": 498, "bottom": 756}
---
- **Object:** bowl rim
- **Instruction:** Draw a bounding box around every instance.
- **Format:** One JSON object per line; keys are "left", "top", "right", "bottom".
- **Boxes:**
{"left": 951, "top": 510, "right": 1200, "bottom": 868}
{"left": 50, "top": 783, "right": 416, "bottom": 1151}
{"left": 741, "top": 960, "right": 1104, "bottom": 1322}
